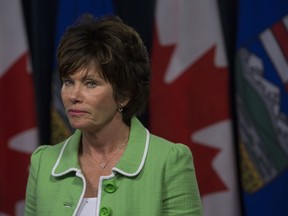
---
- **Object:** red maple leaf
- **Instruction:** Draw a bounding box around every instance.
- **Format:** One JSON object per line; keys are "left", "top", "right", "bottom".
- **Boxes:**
{"left": 150, "top": 29, "right": 230, "bottom": 196}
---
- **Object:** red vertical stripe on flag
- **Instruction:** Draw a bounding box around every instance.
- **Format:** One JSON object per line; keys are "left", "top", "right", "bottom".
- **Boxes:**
{"left": 272, "top": 22, "right": 288, "bottom": 60}
{"left": 0, "top": 1, "right": 38, "bottom": 215}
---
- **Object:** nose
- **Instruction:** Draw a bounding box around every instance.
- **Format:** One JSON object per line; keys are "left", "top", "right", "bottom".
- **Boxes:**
{"left": 69, "top": 85, "right": 82, "bottom": 104}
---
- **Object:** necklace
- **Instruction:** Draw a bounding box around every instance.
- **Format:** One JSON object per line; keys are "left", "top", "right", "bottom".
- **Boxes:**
{"left": 95, "top": 137, "right": 128, "bottom": 169}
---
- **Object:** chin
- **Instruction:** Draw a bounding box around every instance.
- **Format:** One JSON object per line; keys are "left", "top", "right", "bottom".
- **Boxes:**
{"left": 69, "top": 121, "right": 86, "bottom": 130}
{"left": 70, "top": 122, "right": 96, "bottom": 132}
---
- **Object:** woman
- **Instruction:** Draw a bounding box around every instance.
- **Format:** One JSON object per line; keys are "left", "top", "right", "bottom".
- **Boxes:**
{"left": 25, "top": 14, "right": 202, "bottom": 216}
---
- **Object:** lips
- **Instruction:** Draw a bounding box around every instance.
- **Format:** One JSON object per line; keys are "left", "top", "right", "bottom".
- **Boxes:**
{"left": 68, "top": 109, "right": 87, "bottom": 116}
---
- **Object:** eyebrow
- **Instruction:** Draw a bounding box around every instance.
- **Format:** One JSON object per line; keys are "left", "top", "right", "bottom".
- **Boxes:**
{"left": 62, "top": 70, "right": 102, "bottom": 80}
{"left": 83, "top": 73, "right": 102, "bottom": 80}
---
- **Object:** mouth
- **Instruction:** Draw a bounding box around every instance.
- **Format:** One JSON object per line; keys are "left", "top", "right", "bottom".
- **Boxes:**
{"left": 68, "top": 109, "right": 87, "bottom": 116}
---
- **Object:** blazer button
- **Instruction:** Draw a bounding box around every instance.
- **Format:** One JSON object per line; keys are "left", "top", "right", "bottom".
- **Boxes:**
{"left": 100, "top": 206, "right": 112, "bottom": 216}
{"left": 104, "top": 182, "right": 117, "bottom": 193}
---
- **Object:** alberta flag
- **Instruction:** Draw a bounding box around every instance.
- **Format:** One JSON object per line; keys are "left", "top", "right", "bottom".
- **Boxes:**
{"left": 235, "top": 0, "right": 288, "bottom": 215}
{"left": 150, "top": 0, "right": 240, "bottom": 215}
{"left": 0, "top": 0, "right": 38, "bottom": 215}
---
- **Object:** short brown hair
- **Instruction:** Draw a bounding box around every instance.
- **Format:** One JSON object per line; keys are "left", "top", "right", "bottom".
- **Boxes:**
{"left": 57, "top": 14, "right": 151, "bottom": 125}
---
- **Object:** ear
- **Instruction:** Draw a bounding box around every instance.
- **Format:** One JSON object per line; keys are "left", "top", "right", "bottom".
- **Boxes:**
{"left": 115, "top": 89, "right": 130, "bottom": 108}
{"left": 119, "top": 98, "right": 130, "bottom": 108}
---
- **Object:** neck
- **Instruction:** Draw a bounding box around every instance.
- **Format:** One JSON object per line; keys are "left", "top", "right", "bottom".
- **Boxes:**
{"left": 80, "top": 119, "right": 130, "bottom": 156}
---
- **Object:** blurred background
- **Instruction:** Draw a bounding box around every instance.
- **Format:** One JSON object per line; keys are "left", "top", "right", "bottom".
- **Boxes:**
{"left": 1, "top": 0, "right": 287, "bottom": 215}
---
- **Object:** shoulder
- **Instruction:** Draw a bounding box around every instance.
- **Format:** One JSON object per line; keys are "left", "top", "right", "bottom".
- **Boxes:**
{"left": 31, "top": 141, "right": 66, "bottom": 156}
{"left": 30, "top": 141, "right": 66, "bottom": 164}
{"left": 149, "top": 134, "right": 193, "bottom": 158}
{"left": 130, "top": 117, "right": 192, "bottom": 157}
{"left": 146, "top": 133, "right": 194, "bottom": 169}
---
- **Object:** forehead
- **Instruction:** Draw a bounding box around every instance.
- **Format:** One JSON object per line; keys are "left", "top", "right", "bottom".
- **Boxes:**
{"left": 61, "top": 58, "right": 103, "bottom": 77}
{"left": 70, "top": 66, "right": 103, "bottom": 79}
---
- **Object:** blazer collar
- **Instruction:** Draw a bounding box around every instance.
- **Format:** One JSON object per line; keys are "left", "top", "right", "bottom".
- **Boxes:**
{"left": 51, "top": 117, "right": 150, "bottom": 177}
{"left": 51, "top": 129, "right": 81, "bottom": 177}
{"left": 113, "top": 117, "right": 150, "bottom": 176}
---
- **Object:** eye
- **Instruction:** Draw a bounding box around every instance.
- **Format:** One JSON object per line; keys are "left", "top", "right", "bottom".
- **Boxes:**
{"left": 62, "top": 78, "right": 73, "bottom": 86}
{"left": 85, "top": 80, "right": 98, "bottom": 88}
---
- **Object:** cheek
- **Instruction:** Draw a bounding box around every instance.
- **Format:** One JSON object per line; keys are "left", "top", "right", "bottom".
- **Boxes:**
{"left": 98, "top": 96, "right": 115, "bottom": 109}
{"left": 61, "top": 89, "right": 69, "bottom": 105}
{"left": 95, "top": 93, "right": 117, "bottom": 110}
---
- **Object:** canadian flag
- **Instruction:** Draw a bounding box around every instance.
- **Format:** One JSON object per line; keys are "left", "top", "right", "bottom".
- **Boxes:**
{"left": 150, "top": 0, "right": 240, "bottom": 215}
{"left": 0, "top": 1, "right": 38, "bottom": 215}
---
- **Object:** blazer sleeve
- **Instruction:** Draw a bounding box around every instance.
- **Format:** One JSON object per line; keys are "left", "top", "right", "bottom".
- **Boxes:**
{"left": 162, "top": 144, "right": 203, "bottom": 216}
{"left": 25, "top": 145, "right": 48, "bottom": 216}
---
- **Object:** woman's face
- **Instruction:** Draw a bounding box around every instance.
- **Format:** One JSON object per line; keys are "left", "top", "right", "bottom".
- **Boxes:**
{"left": 61, "top": 68, "right": 119, "bottom": 132}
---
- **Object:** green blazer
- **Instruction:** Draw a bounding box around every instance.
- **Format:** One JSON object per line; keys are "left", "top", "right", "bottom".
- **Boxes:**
{"left": 25, "top": 117, "right": 202, "bottom": 216}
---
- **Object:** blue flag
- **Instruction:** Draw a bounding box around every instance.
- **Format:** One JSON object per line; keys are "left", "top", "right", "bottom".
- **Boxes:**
{"left": 235, "top": 1, "right": 288, "bottom": 215}
{"left": 51, "top": 0, "right": 113, "bottom": 143}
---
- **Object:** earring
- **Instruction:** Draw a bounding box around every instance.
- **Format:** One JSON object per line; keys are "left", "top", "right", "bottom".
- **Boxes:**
{"left": 117, "top": 104, "right": 123, "bottom": 112}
